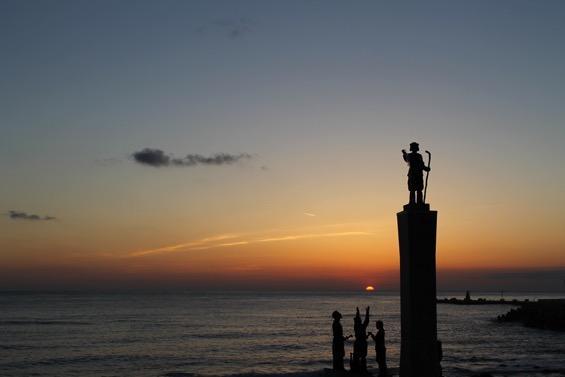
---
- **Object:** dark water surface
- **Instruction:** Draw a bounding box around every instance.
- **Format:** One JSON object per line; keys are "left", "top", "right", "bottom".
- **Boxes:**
{"left": 1, "top": 292, "right": 564, "bottom": 377}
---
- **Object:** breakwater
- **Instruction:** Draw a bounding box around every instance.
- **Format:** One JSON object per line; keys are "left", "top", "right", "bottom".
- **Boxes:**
{"left": 497, "top": 299, "right": 565, "bottom": 331}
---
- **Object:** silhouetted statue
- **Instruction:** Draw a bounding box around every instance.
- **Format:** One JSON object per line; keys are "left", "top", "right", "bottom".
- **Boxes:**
{"left": 369, "top": 320, "right": 387, "bottom": 377}
{"left": 352, "top": 306, "right": 370, "bottom": 373}
{"left": 332, "top": 310, "right": 351, "bottom": 371}
{"left": 402, "top": 142, "right": 431, "bottom": 205}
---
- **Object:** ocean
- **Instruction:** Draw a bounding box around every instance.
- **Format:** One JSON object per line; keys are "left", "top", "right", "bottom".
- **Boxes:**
{"left": 1, "top": 292, "right": 564, "bottom": 377}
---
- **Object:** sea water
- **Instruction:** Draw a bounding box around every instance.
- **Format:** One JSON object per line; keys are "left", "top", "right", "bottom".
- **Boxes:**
{"left": 1, "top": 292, "right": 564, "bottom": 377}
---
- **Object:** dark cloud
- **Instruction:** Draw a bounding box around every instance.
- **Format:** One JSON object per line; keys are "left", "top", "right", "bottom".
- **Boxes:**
{"left": 8, "top": 210, "right": 56, "bottom": 221}
{"left": 174, "top": 153, "right": 253, "bottom": 166}
{"left": 486, "top": 268, "right": 565, "bottom": 281}
{"left": 132, "top": 148, "right": 253, "bottom": 168}
{"left": 132, "top": 148, "right": 170, "bottom": 167}
{"left": 437, "top": 267, "right": 565, "bottom": 292}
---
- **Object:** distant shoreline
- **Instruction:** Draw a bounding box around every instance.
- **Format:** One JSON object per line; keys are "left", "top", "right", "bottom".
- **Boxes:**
{"left": 437, "top": 297, "right": 529, "bottom": 305}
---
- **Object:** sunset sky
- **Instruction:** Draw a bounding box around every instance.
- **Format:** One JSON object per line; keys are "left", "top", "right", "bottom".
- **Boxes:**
{"left": 1, "top": 1, "right": 564, "bottom": 291}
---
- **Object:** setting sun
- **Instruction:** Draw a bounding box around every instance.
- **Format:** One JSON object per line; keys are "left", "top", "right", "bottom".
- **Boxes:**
{"left": 365, "top": 285, "right": 375, "bottom": 292}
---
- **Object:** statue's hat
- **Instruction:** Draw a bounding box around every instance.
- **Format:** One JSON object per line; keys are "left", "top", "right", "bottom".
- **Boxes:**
{"left": 409, "top": 142, "right": 419, "bottom": 151}
{"left": 410, "top": 142, "right": 419, "bottom": 147}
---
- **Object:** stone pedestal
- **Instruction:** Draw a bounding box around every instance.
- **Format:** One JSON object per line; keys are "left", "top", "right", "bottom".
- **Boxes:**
{"left": 397, "top": 204, "right": 440, "bottom": 377}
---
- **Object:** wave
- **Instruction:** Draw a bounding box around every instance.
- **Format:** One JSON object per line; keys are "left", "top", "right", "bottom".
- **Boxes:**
{"left": 0, "top": 344, "right": 35, "bottom": 350}
{"left": 449, "top": 365, "right": 565, "bottom": 377}
{"left": 255, "top": 344, "right": 307, "bottom": 351}
{"left": 191, "top": 330, "right": 300, "bottom": 340}
{"left": 163, "top": 368, "right": 397, "bottom": 377}
{"left": 167, "top": 366, "right": 565, "bottom": 377}
{"left": 0, "top": 319, "right": 92, "bottom": 326}
{"left": 163, "top": 370, "right": 325, "bottom": 377}
{"left": 26, "top": 354, "right": 161, "bottom": 367}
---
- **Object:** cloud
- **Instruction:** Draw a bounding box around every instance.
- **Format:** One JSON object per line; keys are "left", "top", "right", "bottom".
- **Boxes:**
{"left": 177, "top": 153, "right": 253, "bottom": 166}
{"left": 129, "top": 230, "right": 374, "bottom": 257}
{"left": 437, "top": 267, "right": 565, "bottom": 292}
{"left": 128, "top": 234, "right": 241, "bottom": 257}
{"left": 303, "top": 212, "right": 316, "bottom": 217}
{"left": 7, "top": 210, "right": 56, "bottom": 221}
{"left": 132, "top": 148, "right": 170, "bottom": 167}
{"left": 131, "top": 148, "right": 253, "bottom": 168}
{"left": 486, "top": 268, "right": 565, "bottom": 281}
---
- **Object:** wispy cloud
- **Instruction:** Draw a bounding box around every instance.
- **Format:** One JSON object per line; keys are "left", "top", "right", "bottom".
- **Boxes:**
{"left": 7, "top": 210, "right": 56, "bottom": 221}
{"left": 129, "top": 234, "right": 240, "bottom": 257}
{"left": 254, "top": 232, "right": 372, "bottom": 243}
{"left": 129, "top": 230, "right": 374, "bottom": 257}
{"left": 131, "top": 148, "right": 253, "bottom": 168}
{"left": 303, "top": 212, "right": 316, "bottom": 217}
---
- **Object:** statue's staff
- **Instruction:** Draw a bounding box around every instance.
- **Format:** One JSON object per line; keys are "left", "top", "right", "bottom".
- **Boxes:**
{"left": 423, "top": 150, "right": 431, "bottom": 203}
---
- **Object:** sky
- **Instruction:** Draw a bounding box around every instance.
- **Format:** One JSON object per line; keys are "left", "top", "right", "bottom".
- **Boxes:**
{"left": 1, "top": 0, "right": 564, "bottom": 291}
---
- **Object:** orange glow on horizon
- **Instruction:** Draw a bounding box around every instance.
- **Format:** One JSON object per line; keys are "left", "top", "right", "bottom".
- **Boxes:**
{"left": 2, "top": 203, "right": 564, "bottom": 290}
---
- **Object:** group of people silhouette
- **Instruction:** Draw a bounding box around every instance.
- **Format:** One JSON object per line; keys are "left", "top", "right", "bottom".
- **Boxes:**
{"left": 332, "top": 307, "right": 387, "bottom": 376}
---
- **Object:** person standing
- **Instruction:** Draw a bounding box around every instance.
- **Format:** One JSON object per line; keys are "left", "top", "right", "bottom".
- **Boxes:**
{"left": 369, "top": 320, "right": 387, "bottom": 376}
{"left": 332, "top": 310, "right": 351, "bottom": 371}
{"left": 352, "top": 306, "right": 370, "bottom": 373}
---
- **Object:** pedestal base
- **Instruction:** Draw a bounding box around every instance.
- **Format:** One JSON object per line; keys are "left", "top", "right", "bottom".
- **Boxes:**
{"left": 397, "top": 206, "right": 440, "bottom": 377}
{"left": 403, "top": 203, "right": 430, "bottom": 211}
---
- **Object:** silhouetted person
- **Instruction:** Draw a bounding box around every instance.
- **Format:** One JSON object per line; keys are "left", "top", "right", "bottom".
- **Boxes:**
{"left": 352, "top": 306, "right": 370, "bottom": 373}
{"left": 332, "top": 310, "right": 351, "bottom": 371}
{"left": 402, "top": 142, "right": 430, "bottom": 205}
{"left": 368, "top": 320, "right": 387, "bottom": 376}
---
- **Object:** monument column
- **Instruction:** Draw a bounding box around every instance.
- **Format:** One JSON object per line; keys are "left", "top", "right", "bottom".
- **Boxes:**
{"left": 398, "top": 142, "right": 440, "bottom": 377}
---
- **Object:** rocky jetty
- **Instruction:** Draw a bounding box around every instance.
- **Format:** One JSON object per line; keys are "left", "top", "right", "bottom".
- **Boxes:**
{"left": 437, "top": 291, "right": 528, "bottom": 306}
{"left": 497, "top": 299, "right": 565, "bottom": 331}
{"left": 437, "top": 297, "right": 528, "bottom": 305}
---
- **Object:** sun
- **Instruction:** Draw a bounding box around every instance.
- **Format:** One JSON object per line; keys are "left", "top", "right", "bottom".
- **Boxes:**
{"left": 365, "top": 285, "right": 375, "bottom": 292}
